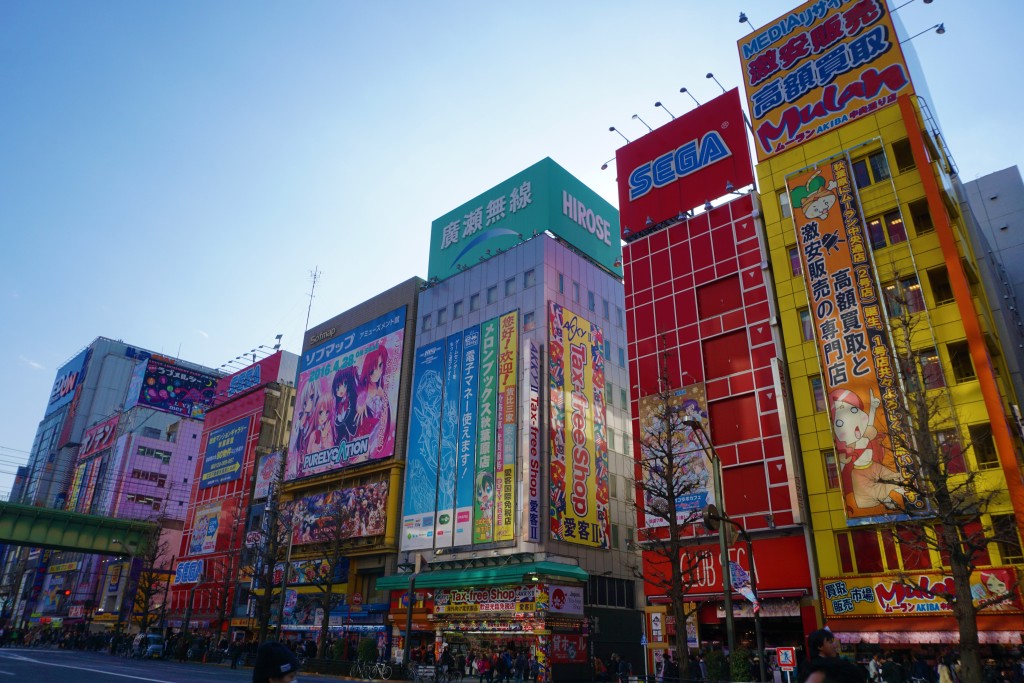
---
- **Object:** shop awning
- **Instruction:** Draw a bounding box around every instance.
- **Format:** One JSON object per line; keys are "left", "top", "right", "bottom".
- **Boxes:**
{"left": 835, "top": 631, "right": 1022, "bottom": 645}
{"left": 375, "top": 561, "right": 588, "bottom": 592}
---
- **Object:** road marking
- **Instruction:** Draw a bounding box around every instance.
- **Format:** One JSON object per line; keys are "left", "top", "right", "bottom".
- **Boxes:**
{"left": 0, "top": 657, "right": 174, "bottom": 682}
{"left": 0, "top": 671, "right": 14, "bottom": 676}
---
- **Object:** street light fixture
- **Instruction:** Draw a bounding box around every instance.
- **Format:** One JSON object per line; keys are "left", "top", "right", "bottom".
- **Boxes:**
{"left": 682, "top": 419, "right": 735, "bottom": 656}
{"left": 703, "top": 506, "right": 766, "bottom": 683}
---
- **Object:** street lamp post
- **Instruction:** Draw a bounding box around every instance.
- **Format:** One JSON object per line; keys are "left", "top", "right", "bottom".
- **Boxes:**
{"left": 704, "top": 511, "right": 767, "bottom": 682}
{"left": 683, "top": 419, "right": 735, "bottom": 657}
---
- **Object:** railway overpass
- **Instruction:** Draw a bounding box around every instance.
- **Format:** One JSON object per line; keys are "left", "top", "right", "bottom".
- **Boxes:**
{"left": 0, "top": 501, "right": 157, "bottom": 556}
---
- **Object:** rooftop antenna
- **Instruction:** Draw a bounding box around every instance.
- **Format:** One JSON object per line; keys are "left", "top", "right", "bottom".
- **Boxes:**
{"left": 304, "top": 266, "right": 321, "bottom": 333}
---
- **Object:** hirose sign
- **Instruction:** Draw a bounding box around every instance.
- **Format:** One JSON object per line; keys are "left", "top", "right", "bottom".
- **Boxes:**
{"left": 737, "top": 0, "right": 913, "bottom": 161}
{"left": 428, "top": 157, "right": 621, "bottom": 281}
{"left": 615, "top": 88, "right": 753, "bottom": 234}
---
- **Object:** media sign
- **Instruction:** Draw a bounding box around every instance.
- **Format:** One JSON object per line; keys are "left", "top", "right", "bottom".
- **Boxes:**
{"left": 46, "top": 349, "right": 90, "bottom": 416}
{"left": 125, "top": 359, "right": 219, "bottom": 419}
{"left": 615, "top": 89, "right": 753, "bottom": 234}
{"left": 738, "top": 0, "right": 913, "bottom": 160}
{"left": 428, "top": 158, "right": 621, "bottom": 281}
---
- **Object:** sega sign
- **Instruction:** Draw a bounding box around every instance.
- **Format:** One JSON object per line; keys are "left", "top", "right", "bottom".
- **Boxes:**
{"left": 174, "top": 559, "right": 204, "bottom": 584}
{"left": 615, "top": 88, "right": 754, "bottom": 236}
{"left": 227, "top": 364, "right": 261, "bottom": 397}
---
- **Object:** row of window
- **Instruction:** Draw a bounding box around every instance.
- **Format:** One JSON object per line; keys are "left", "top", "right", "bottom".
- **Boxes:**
{"left": 137, "top": 446, "right": 172, "bottom": 465}
{"left": 832, "top": 514, "right": 1022, "bottom": 576}
{"left": 130, "top": 469, "right": 168, "bottom": 488}
{"left": 586, "top": 574, "right": 636, "bottom": 609}
{"left": 125, "top": 493, "right": 162, "bottom": 510}
{"left": 421, "top": 269, "right": 626, "bottom": 332}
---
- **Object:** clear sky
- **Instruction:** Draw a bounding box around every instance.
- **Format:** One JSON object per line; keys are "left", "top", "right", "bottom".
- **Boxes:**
{"left": 2, "top": 1, "right": 1020, "bottom": 499}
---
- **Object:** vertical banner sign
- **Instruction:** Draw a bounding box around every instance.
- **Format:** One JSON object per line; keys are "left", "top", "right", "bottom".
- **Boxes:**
{"left": 435, "top": 333, "right": 463, "bottom": 548}
{"left": 638, "top": 384, "right": 714, "bottom": 529}
{"left": 548, "top": 302, "right": 610, "bottom": 548}
{"left": 788, "top": 159, "right": 922, "bottom": 524}
{"left": 401, "top": 340, "right": 446, "bottom": 551}
{"left": 455, "top": 326, "right": 480, "bottom": 546}
{"left": 474, "top": 318, "right": 499, "bottom": 543}
{"left": 737, "top": 0, "right": 913, "bottom": 161}
{"left": 526, "top": 340, "right": 542, "bottom": 543}
{"left": 495, "top": 312, "right": 519, "bottom": 542}
{"left": 67, "top": 463, "right": 86, "bottom": 512}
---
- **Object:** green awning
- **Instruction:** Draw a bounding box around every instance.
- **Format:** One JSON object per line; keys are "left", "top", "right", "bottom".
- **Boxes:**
{"left": 375, "top": 561, "right": 588, "bottom": 592}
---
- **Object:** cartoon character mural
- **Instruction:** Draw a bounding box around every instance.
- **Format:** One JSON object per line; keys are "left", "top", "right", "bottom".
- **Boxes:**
{"left": 792, "top": 170, "right": 839, "bottom": 221}
{"left": 830, "top": 388, "right": 906, "bottom": 513}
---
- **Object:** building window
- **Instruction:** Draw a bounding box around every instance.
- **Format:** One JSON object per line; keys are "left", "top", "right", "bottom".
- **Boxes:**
{"left": 884, "top": 276, "right": 926, "bottom": 317}
{"left": 811, "top": 376, "right": 827, "bottom": 412}
{"left": 823, "top": 449, "right": 840, "bottom": 489}
{"left": 606, "top": 383, "right": 614, "bottom": 407}
{"left": 559, "top": 273, "right": 564, "bottom": 294}
{"left": 865, "top": 211, "right": 905, "bottom": 249}
{"left": 523, "top": 311, "right": 536, "bottom": 332}
{"left": 608, "top": 429, "right": 616, "bottom": 451}
{"left": 927, "top": 267, "right": 954, "bottom": 305}
{"left": 934, "top": 429, "right": 966, "bottom": 475}
{"left": 453, "top": 301, "right": 464, "bottom": 318}
{"left": 969, "top": 423, "right": 998, "bottom": 469}
{"left": 524, "top": 269, "right": 536, "bottom": 288}
{"left": 470, "top": 293, "right": 481, "bottom": 312}
{"left": 620, "top": 388, "right": 627, "bottom": 406}
{"left": 142, "top": 427, "right": 162, "bottom": 439}
{"left": 505, "top": 278, "right": 516, "bottom": 297}
{"left": 891, "top": 138, "right": 916, "bottom": 173}
{"left": 898, "top": 527, "right": 932, "bottom": 570}
{"left": 422, "top": 314, "right": 431, "bottom": 331}
{"left": 137, "top": 446, "right": 171, "bottom": 465}
{"left": 852, "top": 151, "right": 891, "bottom": 188}
{"left": 437, "top": 308, "right": 448, "bottom": 325}
{"left": 616, "top": 306, "right": 624, "bottom": 328}
{"left": 604, "top": 340, "right": 612, "bottom": 359}
{"left": 618, "top": 347, "right": 626, "bottom": 367}
{"left": 588, "top": 291, "right": 596, "bottom": 312}
{"left": 948, "top": 341, "right": 975, "bottom": 383}
{"left": 789, "top": 246, "right": 802, "bottom": 276}
{"left": 799, "top": 308, "right": 814, "bottom": 341}
{"left": 603, "top": 298, "right": 610, "bottom": 320}
{"left": 909, "top": 198, "right": 934, "bottom": 234}
{"left": 851, "top": 529, "right": 884, "bottom": 573}
{"left": 918, "top": 349, "right": 945, "bottom": 389}
{"left": 779, "top": 190, "right": 792, "bottom": 219}
{"left": 992, "top": 514, "right": 1024, "bottom": 563}
{"left": 573, "top": 281, "right": 580, "bottom": 302}
{"left": 836, "top": 532, "right": 855, "bottom": 573}
{"left": 487, "top": 286, "right": 498, "bottom": 304}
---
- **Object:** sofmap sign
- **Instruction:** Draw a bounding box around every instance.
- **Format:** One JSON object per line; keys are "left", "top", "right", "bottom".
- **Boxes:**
{"left": 615, "top": 89, "right": 753, "bottom": 233}
{"left": 738, "top": 0, "right": 913, "bottom": 160}
{"left": 428, "top": 157, "right": 621, "bottom": 281}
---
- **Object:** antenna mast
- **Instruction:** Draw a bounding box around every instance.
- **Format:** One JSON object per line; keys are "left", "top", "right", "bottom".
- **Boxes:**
{"left": 304, "top": 267, "right": 321, "bottom": 333}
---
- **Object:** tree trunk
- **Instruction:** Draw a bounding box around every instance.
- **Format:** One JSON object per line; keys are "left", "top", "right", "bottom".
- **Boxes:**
{"left": 672, "top": 593, "right": 690, "bottom": 680}
{"left": 950, "top": 557, "right": 982, "bottom": 683}
{"left": 318, "top": 586, "right": 334, "bottom": 659}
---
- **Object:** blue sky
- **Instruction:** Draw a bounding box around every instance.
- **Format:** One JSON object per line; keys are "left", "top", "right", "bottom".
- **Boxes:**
{"left": 1, "top": 1, "right": 1020, "bottom": 498}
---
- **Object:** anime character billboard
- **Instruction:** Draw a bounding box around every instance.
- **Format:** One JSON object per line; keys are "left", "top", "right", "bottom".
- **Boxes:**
{"left": 290, "top": 481, "right": 388, "bottom": 545}
{"left": 548, "top": 302, "right": 610, "bottom": 548}
{"left": 287, "top": 307, "right": 406, "bottom": 481}
{"left": 125, "top": 359, "right": 219, "bottom": 419}
{"left": 788, "top": 158, "right": 923, "bottom": 523}
{"left": 638, "top": 383, "right": 714, "bottom": 529}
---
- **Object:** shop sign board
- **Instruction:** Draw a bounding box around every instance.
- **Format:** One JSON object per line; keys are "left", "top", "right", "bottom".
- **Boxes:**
{"left": 549, "top": 302, "right": 610, "bottom": 548}
{"left": 822, "top": 568, "right": 1023, "bottom": 618}
{"left": 738, "top": 0, "right": 914, "bottom": 160}
{"left": 547, "top": 585, "right": 584, "bottom": 615}
{"left": 434, "top": 585, "right": 546, "bottom": 615}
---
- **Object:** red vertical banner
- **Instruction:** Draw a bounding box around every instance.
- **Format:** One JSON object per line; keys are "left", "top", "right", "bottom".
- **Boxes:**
{"left": 788, "top": 158, "right": 923, "bottom": 523}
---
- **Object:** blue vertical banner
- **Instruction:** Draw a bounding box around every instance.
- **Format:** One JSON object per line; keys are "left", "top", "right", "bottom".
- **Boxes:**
{"left": 401, "top": 340, "right": 446, "bottom": 551}
{"left": 434, "top": 333, "right": 463, "bottom": 548}
{"left": 453, "top": 326, "right": 480, "bottom": 546}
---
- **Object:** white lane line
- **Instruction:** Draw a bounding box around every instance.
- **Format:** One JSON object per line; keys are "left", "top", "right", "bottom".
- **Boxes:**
{"left": 0, "top": 671, "right": 14, "bottom": 676}
{"left": 0, "top": 657, "right": 174, "bottom": 682}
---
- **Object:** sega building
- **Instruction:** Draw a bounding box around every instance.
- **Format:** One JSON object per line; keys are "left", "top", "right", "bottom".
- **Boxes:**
{"left": 746, "top": 0, "right": 1024, "bottom": 648}
{"left": 169, "top": 351, "right": 298, "bottom": 637}
{"left": 376, "top": 158, "right": 643, "bottom": 680}
{"left": 615, "top": 89, "right": 818, "bottom": 660}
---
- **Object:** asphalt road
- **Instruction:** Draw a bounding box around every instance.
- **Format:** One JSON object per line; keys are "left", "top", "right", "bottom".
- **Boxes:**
{"left": 0, "top": 648, "right": 355, "bottom": 682}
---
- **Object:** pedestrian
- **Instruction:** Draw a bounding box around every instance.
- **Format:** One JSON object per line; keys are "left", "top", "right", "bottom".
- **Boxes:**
{"left": 252, "top": 640, "right": 301, "bottom": 683}
{"left": 229, "top": 639, "right": 243, "bottom": 670}
{"left": 800, "top": 629, "right": 866, "bottom": 683}
{"left": 882, "top": 654, "right": 905, "bottom": 683}
{"left": 477, "top": 652, "right": 493, "bottom": 683}
{"left": 869, "top": 654, "right": 883, "bottom": 683}
{"left": 618, "top": 655, "right": 633, "bottom": 683}
{"left": 514, "top": 651, "right": 528, "bottom": 683}
{"left": 664, "top": 653, "right": 680, "bottom": 683}
{"left": 595, "top": 656, "right": 609, "bottom": 683}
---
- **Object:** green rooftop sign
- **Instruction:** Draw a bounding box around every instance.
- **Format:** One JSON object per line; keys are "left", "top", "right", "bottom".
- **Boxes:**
{"left": 428, "top": 158, "right": 621, "bottom": 281}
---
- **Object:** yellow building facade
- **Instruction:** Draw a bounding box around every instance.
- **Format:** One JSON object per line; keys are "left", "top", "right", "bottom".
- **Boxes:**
{"left": 743, "top": 0, "right": 1024, "bottom": 648}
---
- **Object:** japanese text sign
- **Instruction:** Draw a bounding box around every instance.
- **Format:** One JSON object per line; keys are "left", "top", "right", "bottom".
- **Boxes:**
{"left": 200, "top": 417, "right": 249, "bottom": 489}
{"left": 787, "top": 158, "right": 922, "bottom": 524}
{"left": 78, "top": 415, "right": 120, "bottom": 460}
{"left": 738, "top": 0, "right": 913, "bottom": 160}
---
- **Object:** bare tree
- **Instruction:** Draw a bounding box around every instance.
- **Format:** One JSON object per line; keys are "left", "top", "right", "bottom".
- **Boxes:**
{"left": 253, "top": 451, "right": 293, "bottom": 644}
{"left": 632, "top": 351, "right": 715, "bottom": 679}
{"left": 214, "top": 499, "right": 247, "bottom": 633}
{"left": 864, "top": 283, "right": 1022, "bottom": 683}
{"left": 131, "top": 523, "right": 172, "bottom": 633}
{"left": 298, "top": 493, "right": 353, "bottom": 659}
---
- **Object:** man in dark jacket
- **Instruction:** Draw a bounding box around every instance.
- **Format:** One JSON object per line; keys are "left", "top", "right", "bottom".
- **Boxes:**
{"left": 799, "top": 629, "right": 866, "bottom": 683}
